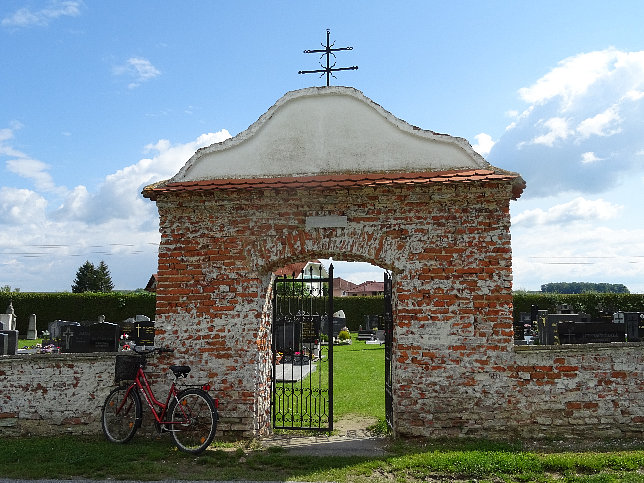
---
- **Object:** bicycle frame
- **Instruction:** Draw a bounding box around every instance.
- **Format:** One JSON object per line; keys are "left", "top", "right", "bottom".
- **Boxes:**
{"left": 122, "top": 365, "right": 190, "bottom": 428}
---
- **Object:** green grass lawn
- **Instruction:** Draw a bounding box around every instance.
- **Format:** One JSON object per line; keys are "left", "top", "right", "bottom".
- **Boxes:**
{"left": 333, "top": 338, "right": 385, "bottom": 421}
{"left": 273, "top": 336, "right": 385, "bottom": 428}
{"left": 1, "top": 434, "right": 643, "bottom": 482}
{"left": 18, "top": 338, "right": 43, "bottom": 349}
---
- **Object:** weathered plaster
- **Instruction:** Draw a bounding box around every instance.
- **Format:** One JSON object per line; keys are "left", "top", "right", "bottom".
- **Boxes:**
{"left": 171, "top": 87, "right": 499, "bottom": 182}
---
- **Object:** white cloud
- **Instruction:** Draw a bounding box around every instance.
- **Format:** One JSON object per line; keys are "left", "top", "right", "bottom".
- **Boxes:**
{"left": 517, "top": 48, "right": 626, "bottom": 108}
{"left": 490, "top": 48, "right": 644, "bottom": 197}
{"left": 6, "top": 157, "right": 59, "bottom": 193}
{"left": 512, "top": 197, "right": 621, "bottom": 227}
{"left": 580, "top": 152, "right": 602, "bottom": 165}
{"left": 53, "top": 130, "right": 230, "bottom": 224}
{"left": 529, "top": 117, "right": 571, "bottom": 146}
{"left": 576, "top": 105, "right": 622, "bottom": 139}
{"left": 113, "top": 57, "right": 161, "bottom": 89}
{"left": 1, "top": 1, "right": 82, "bottom": 28}
{"left": 0, "top": 130, "right": 231, "bottom": 291}
{"left": 472, "top": 133, "right": 495, "bottom": 156}
{"left": 0, "top": 187, "right": 47, "bottom": 225}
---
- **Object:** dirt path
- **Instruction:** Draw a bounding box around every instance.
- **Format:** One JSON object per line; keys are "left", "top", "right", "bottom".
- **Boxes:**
{"left": 259, "top": 415, "right": 389, "bottom": 456}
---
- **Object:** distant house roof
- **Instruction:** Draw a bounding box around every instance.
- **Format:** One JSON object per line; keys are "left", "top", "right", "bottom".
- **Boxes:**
{"left": 274, "top": 260, "right": 327, "bottom": 278}
{"left": 145, "top": 274, "right": 157, "bottom": 293}
{"left": 345, "top": 281, "right": 385, "bottom": 296}
{"left": 333, "top": 277, "right": 358, "bottom": 297}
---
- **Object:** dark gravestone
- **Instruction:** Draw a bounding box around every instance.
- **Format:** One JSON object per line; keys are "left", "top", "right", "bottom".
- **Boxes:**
{"left": 49, "top": 320, "right": 79, "bottom": 340}
{"left": 332, "top": 317, "right": 346, "bottom": 337}
{"left": 299, "top": 315, "right": 320, "bottom": 343}
{"left": 0, "top": 330, "right": 19, "bottom": 355}
{"left": 274, "top": 318, "right": 299, "bottom": 354}
{"left": 55, "top": 322, "right": 80, "bottom": 351}
{"left": 60, "top": 324, "right": 92, "bottom": 353}
{"left": 0, "top": 332, "right": 8, "bottom": 355}
{"left": 617, "top": 312, "right": 643, "bottom": 342}
{"left": 121, "top": 315, "right": 153, "bottom": 345}
{"left": 133, "top": 321, "right": 155, "bottom": 346}
{"left": 90, "top": 322, "right": 119, "bottom": 352}
{"left": 558, "top": 321, "right": 625, "bottom": 344}
{"left": 59, "top": 325, "right": 90, "bottom": 353}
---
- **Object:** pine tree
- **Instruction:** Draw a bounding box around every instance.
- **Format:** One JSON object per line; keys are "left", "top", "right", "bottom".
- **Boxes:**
{"left": 95, "top": 260, "right": 114, "bottom": 292}
{"left": 71, "top": 260, "right": 114, "bottom": 293}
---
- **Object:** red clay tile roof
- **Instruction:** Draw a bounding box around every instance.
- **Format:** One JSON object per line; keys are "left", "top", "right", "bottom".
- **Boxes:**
{"left": 346, "top": 281, "right": 385, "bottom": 295}
{"left": 143, "top": 169, "right": 525, "bottom": 200}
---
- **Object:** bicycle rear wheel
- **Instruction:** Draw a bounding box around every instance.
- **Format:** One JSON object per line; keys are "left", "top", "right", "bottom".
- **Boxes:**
{"left": 168, "top": 388, "right": 217, "bottom": 454}
{"left": 101, "top": 386, "right": 141, "bottom": 443}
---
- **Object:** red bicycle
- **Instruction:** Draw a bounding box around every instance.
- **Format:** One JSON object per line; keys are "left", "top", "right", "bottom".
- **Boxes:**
{"left": 101, "top": 347, "right": 218, "bottom": 454}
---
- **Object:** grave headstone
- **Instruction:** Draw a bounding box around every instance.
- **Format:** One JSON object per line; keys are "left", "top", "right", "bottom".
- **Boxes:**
{"left": 133, "top": 320, "right": 155, "bottom": 346}
{"left": 0, "top": 314, "right": 13, "bottom": 332}
{"left": 0, "top": 332, "right": 7, "bottom": 355}
{"left": 274, "top": 317, "right": 299, "bottom": 353}
{"left": 27, "top": 314, "right": 37, "bottom": 340}
{"left": 48, "top": 320, "right": 79, "bottom": 340}
{"left": 616, "top": 312, "right": 643, "bottom": 342}
{"left": 0, "top": 330, "right": 19, "bottom": 355}
{"left": 90, "top": 322, "right": 119, "bottom": 352}
{"left": 121, "top": 316, "right": 154, "bottom": 346}
{"left": 56, "top": 321, "right": 83, "bottom": 352}
{"left": 58, "top": 324, "right": 87, "bottom": 353}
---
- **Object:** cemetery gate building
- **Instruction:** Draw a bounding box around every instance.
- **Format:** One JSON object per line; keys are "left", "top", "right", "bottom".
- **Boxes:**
{"left": 139, "top": 86, "right": 642, "bottom": 440}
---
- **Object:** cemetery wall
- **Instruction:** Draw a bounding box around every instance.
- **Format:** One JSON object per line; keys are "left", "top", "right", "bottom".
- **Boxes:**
{"left": 509, "top": 343, "right": 644, "bottom": 439}
{"left": 0, "top": 353, "right": 115, "bottom": 435}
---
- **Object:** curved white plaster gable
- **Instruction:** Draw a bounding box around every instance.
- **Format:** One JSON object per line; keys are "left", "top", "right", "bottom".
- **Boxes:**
{"left": 171, "top": 87, "right": 495, "bottom": 182}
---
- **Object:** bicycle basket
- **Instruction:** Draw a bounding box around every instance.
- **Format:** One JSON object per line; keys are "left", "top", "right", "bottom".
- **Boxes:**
{"left": 114, "top": 354, "right": 142, "bottom": 383}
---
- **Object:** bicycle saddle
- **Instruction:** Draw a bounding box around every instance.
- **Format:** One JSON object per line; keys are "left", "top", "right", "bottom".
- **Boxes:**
{"left": 169, "top": 365, "right": 191, "bottom": 378}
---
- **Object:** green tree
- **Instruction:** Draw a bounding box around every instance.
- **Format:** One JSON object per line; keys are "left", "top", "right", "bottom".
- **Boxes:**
{"left": 541, "top": 282, "right": 630, "bottom": 294}
{"left": 72, "top": 260, "right": 114, "bottom": 293}
{"left": 96, "top": 261, "right": 115, "bottom": 292}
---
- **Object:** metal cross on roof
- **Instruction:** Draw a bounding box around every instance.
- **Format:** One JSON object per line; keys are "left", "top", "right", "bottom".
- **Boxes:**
{"left": 298, "top": 29, "right": 358, "bottom": 86}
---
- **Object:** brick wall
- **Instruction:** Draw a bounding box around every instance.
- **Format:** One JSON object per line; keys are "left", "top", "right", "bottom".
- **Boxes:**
{"left": 152, "top": 180, "right": 522, "bottom": 437}
{"left": 0, "top": 353, "right": 115, "bottom": 435}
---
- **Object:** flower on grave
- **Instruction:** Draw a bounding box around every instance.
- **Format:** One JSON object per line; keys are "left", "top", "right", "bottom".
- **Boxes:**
{"left": 120, "top": 333, "right": 129, "bottom": 340}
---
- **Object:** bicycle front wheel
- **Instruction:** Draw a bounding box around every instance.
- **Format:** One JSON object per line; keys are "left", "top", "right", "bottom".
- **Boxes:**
{"left": 101, "top": 386, "right": 141, "bottom": 444}
{"left": 168, "top": 388, "right": 218, "bottom": 454}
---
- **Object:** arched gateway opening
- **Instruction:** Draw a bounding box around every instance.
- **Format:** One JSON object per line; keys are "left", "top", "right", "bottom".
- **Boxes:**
{"left": 143, "top": 87, "right": 524, "bottom": 439}
{"left": 267, "top": 257, "right": 393, "bottom": 433}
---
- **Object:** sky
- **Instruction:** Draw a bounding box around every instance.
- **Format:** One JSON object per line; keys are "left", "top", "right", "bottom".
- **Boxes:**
{"left": 1, "top": 1, "right": 643, "bottom": 293}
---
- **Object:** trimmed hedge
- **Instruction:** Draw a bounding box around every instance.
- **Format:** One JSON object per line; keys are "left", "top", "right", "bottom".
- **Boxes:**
{"left": 0, "top": 292, "right": 156, "bottom": 336}
{"left": 512, "top": 292, "right": 644, "bottom": 321}
{"left": 4, "top": 291, "right": 643, "bottom": 338}
{"left": 333, "top": 296, "right": 386, "bottom": 331}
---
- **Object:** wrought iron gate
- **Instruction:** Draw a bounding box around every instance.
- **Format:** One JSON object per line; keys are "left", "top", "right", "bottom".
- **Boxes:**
{"left": 272, "top": 264, "right": 334, "bottom": 431}
{"left": 383, "top": 271, "right": 394, "bottom": 432}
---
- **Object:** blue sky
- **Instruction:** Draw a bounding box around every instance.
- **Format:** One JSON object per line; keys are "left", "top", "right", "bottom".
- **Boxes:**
{"left": 1, "top": 1, "right": 643, "bottom": 293}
